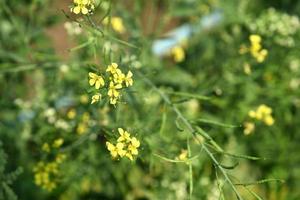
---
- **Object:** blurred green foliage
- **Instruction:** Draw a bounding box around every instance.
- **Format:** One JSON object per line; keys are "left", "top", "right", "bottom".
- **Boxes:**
{"left": 0, "top": 0, "right": 300, "bottom": 199}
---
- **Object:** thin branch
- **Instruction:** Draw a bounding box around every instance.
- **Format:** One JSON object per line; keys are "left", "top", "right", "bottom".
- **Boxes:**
{"left": 137, "top": 71, "right": 244, "bottom": 200}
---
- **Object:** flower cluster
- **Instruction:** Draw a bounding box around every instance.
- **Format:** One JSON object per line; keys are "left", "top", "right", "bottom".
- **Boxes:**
{"left": 33, "top": 153, "right": 66, "bottom": 191}
{"left": 240, "top": 35, "right": 268, "bottom": 63}
{"left": 42, "top": 138, "right": 64, "bottom": 153}
{"left": 243, "top": 122, "right": 255, "bottom": 135}
{"left": 88, "top": 63, "right": 133, "bottom": 105}
{"left": 249, "top": 8, "right": 300, "bottom": 47}
{"left": 106, "top": 128, "right": 140, "bottom": 161}
{"left": 70, "top": 0, "right": 95, "bottom": 15}
{"left": 248, "top": 104, "right": 275, "bottom": 126}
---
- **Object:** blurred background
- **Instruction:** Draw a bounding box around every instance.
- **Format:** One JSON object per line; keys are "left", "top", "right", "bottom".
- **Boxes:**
{"left": 0, "top": 0, "right": 300, "bottom": 199}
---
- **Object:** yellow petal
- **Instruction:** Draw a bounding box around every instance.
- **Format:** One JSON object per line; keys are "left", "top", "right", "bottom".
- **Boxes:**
{"left": 89, "top": 72, "right": 96, "bottom": 78}
{"left": 115, "top": 84, "right": 122, "bottom": 89}
{"left": 89, "top": 79, "right": 95, "bottom": 86}
{"left": 73, "top": 6, "right": 81, "bottom": 14}
{"left": 118, "top": 128, "right": 124, "bottom": 135}
{"left": 82, "top": 0, "right": 89, "bottom": 4}
{"left": 81, "top": 7, "right": 89, "bottom": 15}
{"left": 95, "top": 81, "right": 100, "bottom": 89}
{"left": 127, "top": 71, "right": 133, "bottom": 78}
{"left": 108, "top": 89, "right": 113, "bottom": 97}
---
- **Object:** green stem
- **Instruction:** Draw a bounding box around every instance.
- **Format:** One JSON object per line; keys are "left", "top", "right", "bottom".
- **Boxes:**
{"left": 137, "top": 71, "right": 244, "bottom": 200}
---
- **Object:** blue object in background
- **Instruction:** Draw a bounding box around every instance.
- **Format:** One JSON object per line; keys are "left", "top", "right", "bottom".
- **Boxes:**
{"left": 152, "top": 11, "right": 222, "bottom": 56}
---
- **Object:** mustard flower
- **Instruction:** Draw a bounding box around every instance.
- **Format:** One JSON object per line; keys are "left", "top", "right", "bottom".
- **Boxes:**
{"left": 42, "top": 143, "right": 50, "bottom": 153}
{"left": 249, "top": 34, "right": 261, "bottom": 44}
{"left": 53, "top": 138, "right": 64, "bottom": 148}
{"left": 33, "top": 154, "right": 66, "bottom": 191}
{"left": 106, "top": 128, "right": 140, "bottom": 161}
{"left": 264, "top": 115, "right": 275, "bottom": 126}
{"left": 248, "top": 104, "right": 275, "bottom": 126}
{"left": 71, "top": 0, "right": 94, "bottom": 15}
{"left": 243, "top": 122, "right": 255, "bottom": 135}
{"left": 124, "top": 71, "right": 133, "bottom": 87}
{"left": 80, "top": 95, "right": 89, "bottom": 104}
{"left": 55, "top": 153, "right": 67, "bottom": 164}
{"left": 77, "top": 122, "right": 87, "bottom": 135}
{"left": 106, "top": 63, "right": 120, "bottom": 74}
{"left": 128, "top": 137, "right": 140, "bottom": 155}
{"left": 171, "top": 46, "right": 185, "bottom": 62}
{"left": 108, "top": 81, "right": 122, "bottom": 97}
{"left": 106, "top": 142, "right": 118, "bottom": 158}
{"left": 113, "top": 71, "right": 125, "bottom": 84}
{"left": 103, "top": 17, "right": 126, "bottom": 34}
{"left": 240, "top": 34, "right": 268, "bottom": 63}
{"left": 106, "top": 142, "right": 126, "bottom": 158}
{"left": 67, "top": 109, "right": 76, "bottom": 119}
{"left": 176, "top": 149, "right": 188, "bottom": 161}
{"left": 89, "top": 72, "right": 105, "bottom": 89}
{"left": 249, "top": 34, "right": 268, "bottom": 63}
{"left": 109, "top": 97, "right": 118, "bottom": 105}
{"left": 117, "top": 128, "right": 131, "bottom": 142}
{"left": 91, "top": 93, "right": 101, "bottom": 104}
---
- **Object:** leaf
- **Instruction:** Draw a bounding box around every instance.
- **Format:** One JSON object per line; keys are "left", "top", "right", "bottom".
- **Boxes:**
{"left": 168, "top": 91, "right": 211, "bottom": 101}
{"left": 219, "top": 162, "right": 239, "bottom": 170}
{"left": 192, "top": 118, "right": 241, "bottom": 128}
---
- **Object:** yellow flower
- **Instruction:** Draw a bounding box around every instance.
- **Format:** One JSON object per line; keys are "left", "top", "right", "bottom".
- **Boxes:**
{"left": 109, "top": 97, "right": 118, "bottom": 105}
{"left": 125, "top": 153, "right": 134, "bottom": 161}
{"left": 33, "top": 157, "right": 64, "bottom": 191}
{"left": 171, "top": 46, "right": 185, "bottom": 62}
{"left": 106, "top": 142, "right": 118, "bottom": 158}
{"left": 89, "top": 72, "right": 105, "bottom": 89}
{"left": 249, "top": 34, "right": 261, "bottom": 44}
{"left": 248, "top": 110, "right": 256, "bottom": 118}
{"left": 67, "top": 109, "right": 76, "bottom": 119}
{"left": 248, "top": 105, "right": 275, "bottom": 126}
{"left": 116, "top": 142, "right": 126, "bottom": 157}
{"left": 42, "top": 143, "right": 50, "bottom": 153}
{"left": 103, "top": 17, "right": 126, "bottom": 34}
{"left": 124, "top": 71, "right": 133, "bottom": 87}
{"left": 128, "top": 137, "right": 140, "bottom": 155}
{"left": 113, "top": 70, "right": 125, "bottom": 84}
{"left": 106, "top": 142, "right": 126, "bottom": 158}
{"left": 55, "top": 154, "right": 67, "bottom": 164}
{"left": 257, "top": 104, "right": 272, "bottom": 115}
{"left": 243, "top": 122, "right": 255, "bottom": 135}
{"left": 77, "top": 122, "right": 87, "bottom": 135}
{"left": 111, "top": 17, "right": 126, "bottom": 33}
{"left": 80, "top": 95, "right": 89, "bottom": 104}
{"left": 248, "top": 34, "right": 268, "bottom": 63}
{"left": 130, "top": 137, "right": 140, "bottom": 148}
{"left": 176, "top": 149, "right": 188, "bottom": 161}
{"left": 53, "top": 138, "right": 64, "bottom": 148}
{"left": 256, "top": 49, "right": 268, "bottom": 63}
{"left": 117, "top": 128, "right": 131, "bottom": 142}
{"left": 106, "top": 128, "right": 140, "bottom": 161}
{"left": 243, "top": 63, "right": 252, "bottom": 75}
{"left": 71, "top": 0, "right": 94, "bottom": 15}
{"left": 106, "top": 63, "right": 120, "bottom": 74}
{"left": 108, "top": 81, "right": 122, "bottom": 97}
{"left": 91, "top": 93, "right": 101, "bottom": 104}
{"left": 264, "top": 115, "right": 275, "bottom": 126}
